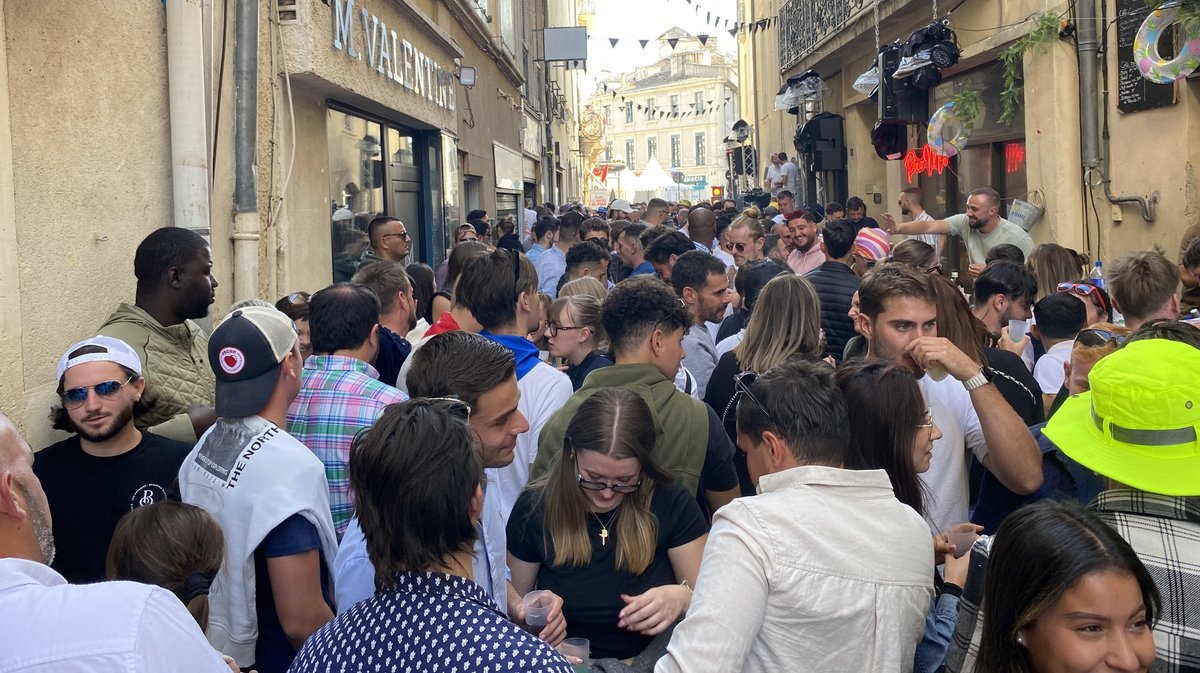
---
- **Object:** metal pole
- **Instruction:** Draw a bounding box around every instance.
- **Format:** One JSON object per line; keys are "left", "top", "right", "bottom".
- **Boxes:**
{"left": 1076, "top": 0, "right": 1100, "bottom": 168}
{"left": 231, "top": 0, "right": 260, "bottom": 300}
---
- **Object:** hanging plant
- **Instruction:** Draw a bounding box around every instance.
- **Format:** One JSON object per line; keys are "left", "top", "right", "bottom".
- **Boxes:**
{"left": 949, "top": 90, "right": 982, "bottom": 129}
{"left": 998, "top": 12, "right": 1061, "bottom": 125}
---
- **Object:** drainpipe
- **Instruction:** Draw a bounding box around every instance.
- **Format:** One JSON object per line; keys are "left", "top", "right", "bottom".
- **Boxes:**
{"left": 166, "top": 0, "right": 211, "bottom": 240}
{"left": 1085, "top": 0, "right": 1157, "bottom": 223}
{"left": 232, "top": 0, "right": 260, "bottom": 300}
{"left": 543, "top": 0, "right": 555, "bottom": 205}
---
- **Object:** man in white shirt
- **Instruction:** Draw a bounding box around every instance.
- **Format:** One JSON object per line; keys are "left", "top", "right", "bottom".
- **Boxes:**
{"left": 778, "top": 152, "right": 800, "bottom": 194}
{"left": 882, "top": 187, "right": 1034, "bottom": 277}
{"left": 855, "top": 265, "right": 1042, "bottom": 529}
{"left": 764, "top": 153, "right": 783, "bottom": 196}
{"left": 656, "top": 360, "right": 933, "bottom": 673}
{"left": 1031, "top": 293, "right": 1086, "bottom": 414}
{"left": 0, "top": 413, "right": 230, "bottom": 673}
{"left": 899, "top": 186, "right": 942, "bottom": 258}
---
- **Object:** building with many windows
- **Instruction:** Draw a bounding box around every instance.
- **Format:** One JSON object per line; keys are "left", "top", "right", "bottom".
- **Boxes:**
{"left": 587, "top": 28, "right": 737, "bottom": 202}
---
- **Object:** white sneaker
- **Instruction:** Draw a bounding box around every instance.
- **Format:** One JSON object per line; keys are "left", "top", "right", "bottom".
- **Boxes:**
{"left": 853, "top": 65, "right": 879, "bottom": 94}
{"left": 892, "top": 50, "right": 932, "bottom": 79}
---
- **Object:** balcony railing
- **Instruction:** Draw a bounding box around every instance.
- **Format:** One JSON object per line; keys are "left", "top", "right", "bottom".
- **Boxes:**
{"left": 778, "top": 0, "right": 869, "bottom": 72}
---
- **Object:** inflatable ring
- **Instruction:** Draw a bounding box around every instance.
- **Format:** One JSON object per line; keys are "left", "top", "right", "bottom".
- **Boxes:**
{"left": 1135, "top": 3, "right": 1200, "bottom": 84}
{"left": 927, "top": 101, "right": 969, "bottom": 158}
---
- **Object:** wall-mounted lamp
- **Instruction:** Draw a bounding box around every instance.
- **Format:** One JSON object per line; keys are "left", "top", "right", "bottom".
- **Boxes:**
{"left": 455, "top": 65, "right": 477, "bottom": 89}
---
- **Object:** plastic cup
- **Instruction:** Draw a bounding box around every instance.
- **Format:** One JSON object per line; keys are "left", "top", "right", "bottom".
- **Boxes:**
{"left": 924, "top": 361, "right": 949, "bottom": 381}
{"left": 945, "top": 525, "right": 977, "bottom": 559}
{"left": 1008, "top": 319, "right": 1029, "bottom": 342}
{"left": 559, "top": 637, "right": 590, "bottom": 672}
{"left": 523, "top": 590, "right": 552, "bottom": 627}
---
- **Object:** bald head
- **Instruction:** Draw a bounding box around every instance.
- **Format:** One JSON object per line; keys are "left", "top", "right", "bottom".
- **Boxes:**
{"left": 687, "top": 208, "right": 717, "bottom": 247}
{"left": 0, "top": 414, "right": 55, "bottom": 564}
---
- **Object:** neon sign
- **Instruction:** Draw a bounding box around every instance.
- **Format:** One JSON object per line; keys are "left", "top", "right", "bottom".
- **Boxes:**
{"left": 1005, "top": 142, "right": 1026, "bottom": 174}
{"left": 904, "top": 144, "right": 950, "bottom": 183}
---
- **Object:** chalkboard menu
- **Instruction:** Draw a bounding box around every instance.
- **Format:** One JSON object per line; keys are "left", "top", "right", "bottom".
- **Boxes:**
{"left": 1116, "top": 0, "right": 1177, "bottom": 113}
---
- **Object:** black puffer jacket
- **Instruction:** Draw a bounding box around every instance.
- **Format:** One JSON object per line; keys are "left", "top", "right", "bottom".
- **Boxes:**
{"left": 804, "top": 261, "right": 861, "bottom": 362}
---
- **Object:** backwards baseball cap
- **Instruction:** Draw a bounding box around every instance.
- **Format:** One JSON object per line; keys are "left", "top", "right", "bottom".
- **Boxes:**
{"left": 1044, "top": 339, "right": 1200, "bottom": 496}
{"left": 332, "top": 208, "right": 354, "bottom": 223}
{"left": 56, "top": 336, "right": 143, "bottom": 382}
{"left": 208, "top": 306, "right": 299, "bottom": 418}
{"left": 609, "top": 199, "right": 635, "bottom": 214}
{"left": 853, "top": 227, "right": 891, "bottom": 262}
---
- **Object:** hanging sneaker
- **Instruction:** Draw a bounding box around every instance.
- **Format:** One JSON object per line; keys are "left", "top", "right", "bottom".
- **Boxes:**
{"left": 892, "top": 49, "right": 932, "bottom": 79}
{"left": 853, "top": 65, "right": 879, "bottom": 94}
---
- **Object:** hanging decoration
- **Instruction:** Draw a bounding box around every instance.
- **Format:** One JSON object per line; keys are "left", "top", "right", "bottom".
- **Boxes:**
{"left": 667, "top": 38, "right": 680, "bottom": 50}
{"left": 598, "top": 83, "right": 736, "bottom": 119}
{"left": 1134, "top": 3, "right": 1200, "bottom": 83}
{"left": 609, "top": 38, "right": 620, "bottom": 47}
{"left": 926, "top": 101, "right": 971, "bottom": 157}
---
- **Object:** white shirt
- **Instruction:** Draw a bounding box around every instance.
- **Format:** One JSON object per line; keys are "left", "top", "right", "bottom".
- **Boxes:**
{"left": 764, "top": 164, "right": 783, "bottom": 194}
{"left": 1034, "top": 339, "right": 1074, "bottom": 394}
{"left": 656, "top": 466, "right": 933, "bottom": 673}
{"left": 780, "top": 161, "right": 800, "bottom": 192}
{"left": 918, "top": 375, "right": 988, "bottom": 531}
{"left": 715, "top": 330, "right": 744, "bottom": 359}
{"left": 909, "top": 210, "right": 943, "bottom": 258}
{"left": 0, "top": 558, "right": 230, "bottom": 672}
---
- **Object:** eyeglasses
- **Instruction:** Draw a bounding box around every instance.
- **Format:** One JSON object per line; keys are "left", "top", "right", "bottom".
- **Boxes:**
{"left": 61, "top": 376, "right": 135, "bottom": 408}
{"left": 576, "top": 472, "right": 642, "bottom": 494}
{"left": 1077, "top": 328, "right": 1127, "bottom": 348}
{"left": 284, "top": 291, "right": 310, "bottom": 305}
{"left": 1057, "top": 282, "right": 1107, "bottom": 313}
{"left": 916, "top": 408, "right": 934, "bottom": 429}
{"left": 733, "top": 371, "right": 777, "bottom": 426}
{"left": 546, "top": 322, "right": 583, "bottom": 337}
{"left": 923, "top": 264, "right": 942, "bottom": 275}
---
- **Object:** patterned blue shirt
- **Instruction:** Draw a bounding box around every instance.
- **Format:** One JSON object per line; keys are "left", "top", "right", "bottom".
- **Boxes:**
{"left": 289, "top": 571, "right": 573, "bottom": 673}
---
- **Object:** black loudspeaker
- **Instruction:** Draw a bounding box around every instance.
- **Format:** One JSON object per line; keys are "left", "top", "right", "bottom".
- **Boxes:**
{"left": 877, "top": 44, "right": 928, "bottom": 122}
{"left": 728, "top": 146, "right": 758, "bottom": 176}
{"left": 794, "top": 112, "right": 847, "bottom": 172}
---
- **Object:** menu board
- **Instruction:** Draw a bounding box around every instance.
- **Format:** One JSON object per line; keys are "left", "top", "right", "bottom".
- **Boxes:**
{"left": 1116, "top": 0, "right": 1177, "bottom": 113}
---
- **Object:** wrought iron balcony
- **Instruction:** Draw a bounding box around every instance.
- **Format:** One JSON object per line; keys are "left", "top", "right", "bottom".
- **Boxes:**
{"left": 778, "top": 0, "right": 869, "bottom": 72}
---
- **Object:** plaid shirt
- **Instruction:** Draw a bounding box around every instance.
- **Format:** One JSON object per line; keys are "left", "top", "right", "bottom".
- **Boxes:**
{"left": 287, "top": 355, "right": 407, "bottom": 538}
{"left": 1094, "top": 490, "right": 1200, "bottom": 673}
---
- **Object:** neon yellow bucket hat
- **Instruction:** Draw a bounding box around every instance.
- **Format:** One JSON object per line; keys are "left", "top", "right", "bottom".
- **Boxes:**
{"left": 1044, "top": 339, "right": 1200, "bottom": 496}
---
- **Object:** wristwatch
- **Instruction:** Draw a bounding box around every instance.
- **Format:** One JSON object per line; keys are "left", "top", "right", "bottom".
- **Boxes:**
{"left": 963, "top": 366, "right": 992, "bottom": 391}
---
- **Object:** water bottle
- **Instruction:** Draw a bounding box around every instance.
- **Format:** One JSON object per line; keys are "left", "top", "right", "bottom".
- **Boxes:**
{"left": 1089, "top": 260, "right": 1105, "bottom": 289}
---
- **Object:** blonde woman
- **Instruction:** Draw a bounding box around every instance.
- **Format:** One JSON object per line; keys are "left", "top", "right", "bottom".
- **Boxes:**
{"left": 559, "top": 276, "right": 607, "bottom": 302}
{"left": 703, "top": 273, "right": 826, "bottom": 494}
{"left": 545, "top": 295, "right": 613, "bottom": 390}
{"left": 507, "top": 388, "right": 707, "bottom": 664}
{"left": 1026, "top": 243, "right": 1088, "bottom": 300}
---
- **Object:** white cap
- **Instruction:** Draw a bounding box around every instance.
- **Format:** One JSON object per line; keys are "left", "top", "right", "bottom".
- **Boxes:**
{"left": 56, "top": 336, "right": 143, "bottom": 382}
{"left": 332, "top": 208, "right": 354, "bottom": 222}
{"left": 609, "top": 199, "right": 635, "bottom": 213}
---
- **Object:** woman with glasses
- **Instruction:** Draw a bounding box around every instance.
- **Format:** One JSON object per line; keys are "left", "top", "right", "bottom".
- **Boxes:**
{"left": 834, "top": 360, "right": 972, "bottom": 673}
{"left": 274, "top": 291, "right": 313, "bottom": 361}
{"left": 704, "top": 273, "right": 822, "bottom": 495}
{"left": 507, "top": 388, "right": 708, "bottom": 665}
{"left": 545, "top": 295, "right": 613, "bottom": 391}
{"left": 1056, "top": 281, "right": 1113, "bottom": 326}
{"left": 1027, "top": 243, "right": 1089, "bottom": 301}
{"left": 892, "top": 239, "right": 941, "bottom": 275}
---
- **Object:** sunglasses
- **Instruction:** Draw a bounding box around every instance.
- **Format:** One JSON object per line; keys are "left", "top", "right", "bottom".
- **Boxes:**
{"left": 415, "top": 396, "right": 473, "bottom": 423}
{"left": 1077, "top": 328, "right": 1127, "bottom": 348}
{"left": 61, "top": 376, "right": 135, "bottom": 408}
{"left": 733, "top": 371, "right": 777, "bottom": 426}
{"left": 1057, "top": 282, "right": 1107, "bottom": 313}
{"left": 383, "top": 231, "right": 411, "bottom": 241}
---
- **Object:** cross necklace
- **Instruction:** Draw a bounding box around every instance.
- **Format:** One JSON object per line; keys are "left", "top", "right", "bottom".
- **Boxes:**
{"left": 589, "top": 508, "right": 619, "bottom": 546}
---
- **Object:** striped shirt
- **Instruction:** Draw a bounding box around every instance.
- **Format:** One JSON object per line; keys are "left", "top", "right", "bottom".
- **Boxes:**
{"left": 287, "top": 355, "right": 407, "bottom": 538}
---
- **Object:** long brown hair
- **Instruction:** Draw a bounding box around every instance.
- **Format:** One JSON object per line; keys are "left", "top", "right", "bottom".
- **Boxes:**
{"left": 735, "top": 274, "right": 823, "bottom": 372}
{"left": 107, "top": 501, "right": 224, "bottom": 630}
{"left": 929, "top": 273, "right": 989, "bottom": 365}
{"left": 536, "top": 388, "right": 671, "bottom": 574}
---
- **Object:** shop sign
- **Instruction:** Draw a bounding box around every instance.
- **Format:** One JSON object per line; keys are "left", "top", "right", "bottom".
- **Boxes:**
{"left": 332, "top": 0, "right": 456, "bottom": 112}
{"left": 904, "top": 144, "right": 950, "bottom": 184}
{"left": 682, "top": 175, "right": 707, "bottom": 188}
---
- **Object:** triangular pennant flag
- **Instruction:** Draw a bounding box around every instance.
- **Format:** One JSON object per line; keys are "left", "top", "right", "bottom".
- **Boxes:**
{"left": 637, "top": 104, "right": 643, "bottom": 111}
{"left": 728, "top": 27, "right": 738, "bottom": 38}
{"left": 609, "top": 38, "right": 619, "bottom": 47}
{"left": 706, "top": 11, "right": 711, "bottom": 24}
{"left": 667, "top": 38, "right": 679, "bottom": 50}
{"left": 750, "top": 22, "right": 758, "bottom": 34}
{"left": 761, "top": 19, "right": 770, "bottom": 29}
{"left": 695, "top": 4, "right": 700, "bottom": 14}
{"left": 639, "top": 39, "right": 649, "bottom": 49}
{"left": 707, "top": 99, "right": 714, "bottom": 105}
{"left": 724, "top": 96, "right": 732, "bottom": 101}
{"left": 698, "top": 34, "right": 709, "bottom": 46}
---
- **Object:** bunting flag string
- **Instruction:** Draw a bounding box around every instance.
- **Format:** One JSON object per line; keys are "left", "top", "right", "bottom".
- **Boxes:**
{"left": 596, "top": 83, "right": 737, "bottom": 120}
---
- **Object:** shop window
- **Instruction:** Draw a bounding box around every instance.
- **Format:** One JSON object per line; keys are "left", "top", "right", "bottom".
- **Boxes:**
{"left": 328, "top": 111, "right": 384, "bottom": 282}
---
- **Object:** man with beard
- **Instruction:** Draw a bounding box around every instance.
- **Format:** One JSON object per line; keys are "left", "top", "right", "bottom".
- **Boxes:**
{"left": 881, "top": 187, "right": 1033, "bottom": 277}
{"left": 674, "top": 251, "right": 732, "bottom": 399}
{"left": 2, "top": 414, "right": 230, "bottom": 672}
{"left": 34, "top": 337, "right": 193, "bottom": 584}
{"left": 855, "top": 265, "right": 1042, "bottom": 529}
{"left": 34, "top": 338, "right": 192, "bottom": 584}
{"left": 897, "top": 186, "right": 942, "bottom": 259}
{"left": 99, "top": 227, "right": 218, "bottom": 443}
{"left": 785, "top": 210, "right": 824, "bottom": 275}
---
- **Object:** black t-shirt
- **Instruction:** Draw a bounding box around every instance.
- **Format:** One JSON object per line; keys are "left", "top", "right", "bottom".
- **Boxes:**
{"left": 703, "top": 351, "right": 756, "bottom": 496}
{"left": 566, "top": 350, "right": 614, "bottom": 391}
{"left": 984, "top": 347, "right": 1045, "bottom": 426}
{"left": 506, "top": 481, "right": 708, "bottom": 660}
{"left": 253, "top": 513, "right": 334, "bottom": 673}
{"left": 33, "top": 431, "right": 192, "bottom": 583}
{"left": 697, "top": 405, "right": 740, "bottom": 510}
{"left": 373, "top": 326, "right": 412, "bottom": 388}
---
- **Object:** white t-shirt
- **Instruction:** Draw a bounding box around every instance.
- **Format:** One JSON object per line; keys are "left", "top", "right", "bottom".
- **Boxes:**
{"left": 917, "top": 375, "right": 987, "bottom": 531}
{"left": 1034, "top": 339, "right": 1074, "bottom": 394}
{"left": 716, "top": 331, "right": 744, "bottom": 359}
{"left": 780, "top": 161, "right": 800, "bottom": 192}
{"left": 909, "top": 210, "right": 943, "bottom": 258}
{"left": 765, "top": 164, "right": 783, "bottom": 194}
